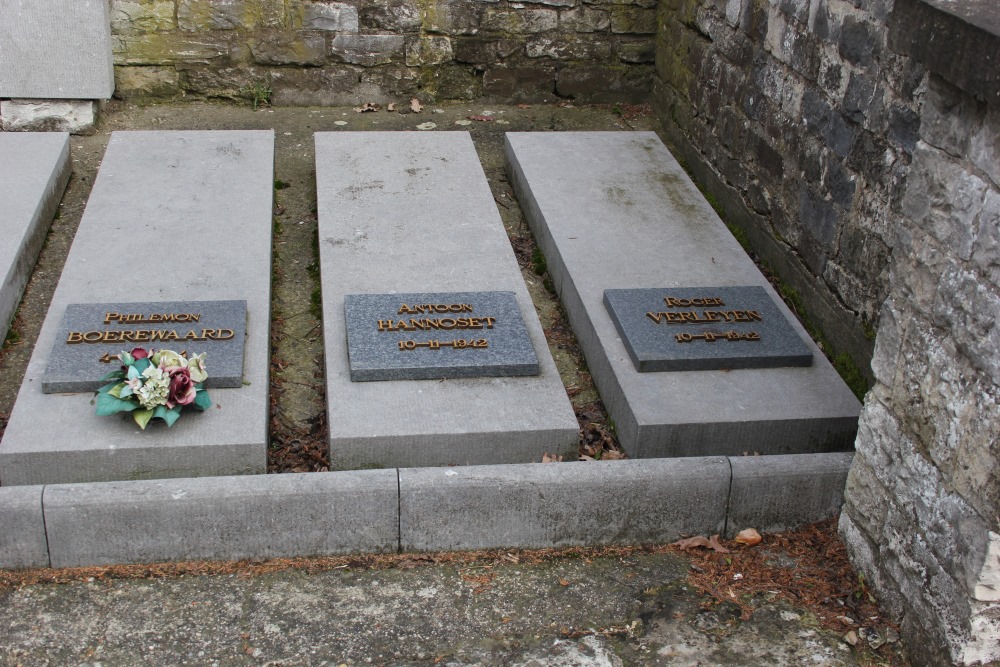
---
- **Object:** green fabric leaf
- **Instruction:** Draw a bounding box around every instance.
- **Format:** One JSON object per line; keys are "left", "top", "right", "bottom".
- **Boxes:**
{"left": 108, "top": 383, "right": 127, "bottom": 398}
{"left": 193, "top": 388, "right": 212, "bottom": 411}
{"left": 95, "top": 392, "right": 137, "bottom": 416}
{"left": 153, "top": 405, "right": 182, "bottom": 427}
{"left": 133, "top": 409, "right": 154, "bottom": 430}
{"left": 99, "top": 370, "right": 125, "bottom": 383}
{"left": 97, "top": 380, "right": 122, "bottom": 393}
{"left": 133, "top": 358, "right": 151, "bottom": 374}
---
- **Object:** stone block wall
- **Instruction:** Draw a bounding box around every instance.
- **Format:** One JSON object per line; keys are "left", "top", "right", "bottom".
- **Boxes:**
{"left": 654, "top": 0, "right": 999, "bottom": 663}
{"left": 110, "top": 0, "right": 657, "bottom": 104}
{"left": 841, "top": 2, "right": 1000, "bottom": 663}
{"left": 651, "top": 0, "right": 920, "bottom": 376}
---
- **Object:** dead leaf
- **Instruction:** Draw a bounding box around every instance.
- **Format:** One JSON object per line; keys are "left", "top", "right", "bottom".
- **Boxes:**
{"left": 541, "top": 453, "right": 563, "bottom": 463}
{"left": 410, "top": 98, "right": 423, "bottom": 113}
{"left": 601, "top": 449, "right": 625, "bottom": 460}
{"left": 734, "top": 528, "right": 762, "bottom": 546}
{"left": 353, "top": 102, "right": 380, "bottom": 113}
{"left": 558, "top": 578, "right": 570, "bottom": 587}
{"left": 516, "top": 103, "right": 531, "bottom": 109}
{"left": 468, "top": 115, "right": 494, "bottom": 122}
{"left": 708, "top": 535, "right": 731, "bottom": 553}
{"left": 673, "top": 536, "right": 712, "bottom": 551}
{"left": 387, "top": 102, "right": 396, "bottom": 112}
{"left": 578, "top": 454, "right": 596, "bottom": 461}
{"left": 672, "top": 535, "right": 730, "bottom": 553}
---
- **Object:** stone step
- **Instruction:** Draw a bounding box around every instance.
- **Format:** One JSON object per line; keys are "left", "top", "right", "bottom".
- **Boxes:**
{"left": 316, "top": 131, "right": 579, "bottom": 469}
{"left": 0, "top": 131, "right": 274, "bottom": 486}
{"left": 505, "top": 131, "right": 861, "bottom": 458}
{"left": 0, "top": 132, "right": 70, "bottom": 345}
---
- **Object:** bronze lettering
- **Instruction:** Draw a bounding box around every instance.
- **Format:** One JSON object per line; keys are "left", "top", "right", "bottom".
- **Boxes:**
{"left": 664, "top": 296, "right": 726, "bottom": 308}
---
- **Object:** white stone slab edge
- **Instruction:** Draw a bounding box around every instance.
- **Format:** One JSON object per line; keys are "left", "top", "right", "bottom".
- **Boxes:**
{"left": 0, "top": 453, "right": 853, "bottom": 569}
{"left": 0, "top": 133, "right": 70, "bottom": 344}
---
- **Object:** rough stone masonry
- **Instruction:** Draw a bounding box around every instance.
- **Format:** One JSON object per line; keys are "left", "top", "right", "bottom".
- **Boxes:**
{"left": 653, "top": 0, "right": 999, "bottom": 664}
{"left": 109, "top": 0, "right": 658, "bottom": 104}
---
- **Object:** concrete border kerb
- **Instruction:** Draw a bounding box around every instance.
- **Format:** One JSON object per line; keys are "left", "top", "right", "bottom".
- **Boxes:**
{"left": 0, "top": 452, "right": 853, "bottom": 570}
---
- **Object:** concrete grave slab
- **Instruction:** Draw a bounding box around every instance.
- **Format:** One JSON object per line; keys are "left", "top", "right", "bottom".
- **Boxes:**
{"left": 506, "top": 132, "right": 861, "bottom": 458}
{"left": 0, "top": 0, "right": 114, "bottom": 99}
{"left": 0, "top": 132, "right": 71, "bottom": 346}
{"left": 316, "top": 132, "right": 578, "bottom": 469}
{"left": 0, "top": 131, "right": 274, "bottom": 486}
{"left": 43, "top": 470, "right": 399, "bottom": 567}
{"left": 345, "top": 291, "right": 538, "bottom": 381}
{"left": 42, "top": 300, "right": 248, "bottom": 393}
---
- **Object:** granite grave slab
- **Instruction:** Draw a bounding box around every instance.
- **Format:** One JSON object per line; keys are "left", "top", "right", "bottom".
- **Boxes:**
{"left": 42, "top": 300, "right": 248, "bottom": 393}
{"left": 506, "top": 131, "right": 861, "bottom": 458}
{"left": 0, "top": 0, "right": 114, "bottom": 99}
{"left": 603, "top": 286, "right": 812, "bottom": 371}
{"left": 0, "top": 132, "right": 71, "bottom": 346}
{"left": 316, "top": 132, "right": 578, "bottom": 469}
{"left": 345, "top": 291, "right": 539, "bottom": 381}
{"left": 0, "top": 131, "right": 274, "bottom": 486}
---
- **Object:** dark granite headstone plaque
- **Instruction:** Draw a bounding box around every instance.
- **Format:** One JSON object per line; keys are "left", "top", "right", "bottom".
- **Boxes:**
{"left": 345, "top": 291, "right": 539, "bottom": 381}
{"left": 603, "top": 286, "right": 813, "bottom": 372}
{"left": 41, "top": 300, "right": 247, "bottom": 393}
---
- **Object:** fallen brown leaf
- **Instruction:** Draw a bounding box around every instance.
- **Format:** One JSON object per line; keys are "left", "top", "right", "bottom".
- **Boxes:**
{"left": 468, "top": 115, "right": 494, "bottom": 121}
{"left": 516, "top": 103, "right": 531, "bottom": 109}
{"left": 353, "top": 102, "right": 380, "bottom": 113}
{"left": 671, "top": 535, "right": 730, "bottom": 553}
{"left": 410, "top": 98, "right": 423, "bottom": 113}
{"left": 541, "top": 453, "right": 564, "bottom": 463}
{"left": 387, "top": 102, "right": 396, "bottom": 112}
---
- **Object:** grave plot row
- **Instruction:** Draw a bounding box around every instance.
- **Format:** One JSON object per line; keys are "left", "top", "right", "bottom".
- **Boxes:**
{"left": 0, "top": 130, "right": 860, "bottom": 489}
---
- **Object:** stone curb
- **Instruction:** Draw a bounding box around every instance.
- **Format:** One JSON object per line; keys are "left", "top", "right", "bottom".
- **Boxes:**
{"left": 399, "top": 458, "right": 731, "bottom": 551}
{"left": 0, "top": 453, "right": 853, "bottom": 569}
